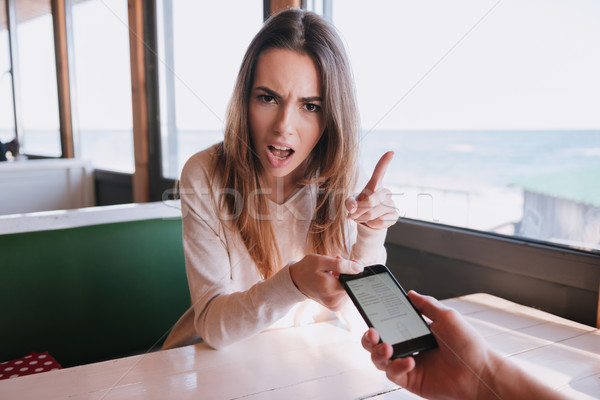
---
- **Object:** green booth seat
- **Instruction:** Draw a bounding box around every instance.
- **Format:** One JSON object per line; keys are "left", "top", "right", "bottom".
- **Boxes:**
{"left": 0, "top": 202, "right": 190, "bottom": 368}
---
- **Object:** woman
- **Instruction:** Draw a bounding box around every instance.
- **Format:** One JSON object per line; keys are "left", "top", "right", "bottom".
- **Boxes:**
{"left": 163, "top": 8, "right": 398, "bottom": 350}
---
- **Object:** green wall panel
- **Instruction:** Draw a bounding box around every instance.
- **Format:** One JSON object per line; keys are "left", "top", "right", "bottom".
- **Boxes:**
{"left": 0, "top": 218, "right": 190, "bottom": 367}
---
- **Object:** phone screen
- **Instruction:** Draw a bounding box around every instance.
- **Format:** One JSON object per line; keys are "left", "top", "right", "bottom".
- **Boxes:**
{"left": 345, "top": 272, "right": 430, "bottom": 344}
{"left": 340, "top": 265, "right": 437, "bottom": 358}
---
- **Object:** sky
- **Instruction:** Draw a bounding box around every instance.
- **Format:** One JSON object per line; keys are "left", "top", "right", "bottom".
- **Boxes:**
{"left": 333, "top": 0, "right": 600, "bottom": 131}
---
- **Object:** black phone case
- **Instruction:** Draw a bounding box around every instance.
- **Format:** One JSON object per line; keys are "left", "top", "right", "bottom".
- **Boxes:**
{"left": 339, "top": 264, "right": 437, "bottom": 358}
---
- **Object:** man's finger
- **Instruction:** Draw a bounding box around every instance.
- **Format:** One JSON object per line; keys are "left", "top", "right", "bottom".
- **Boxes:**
{"left": 386, "top": 357, "right": 416, "bottom": 381}
{"left": 372, "top": 342, "right": 394, "bottom": 371}
{"left": 408, "top": 290, "right": 449, "bottom": 321}
{"left": 362, "top": 328, "right": 380, "bottom": 351}
{"left": 360, "top": 151, "right": 394, "bottom": 199}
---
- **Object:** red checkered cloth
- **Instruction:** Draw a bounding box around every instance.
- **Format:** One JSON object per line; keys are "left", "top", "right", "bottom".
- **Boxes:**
{"left": 0, "top": 352, "right": 62, "bottom": 380}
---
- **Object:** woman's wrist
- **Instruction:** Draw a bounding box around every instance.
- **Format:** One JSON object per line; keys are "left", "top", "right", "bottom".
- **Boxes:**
{"left": 288, "top": 262, "right": 303, "bottom": 293}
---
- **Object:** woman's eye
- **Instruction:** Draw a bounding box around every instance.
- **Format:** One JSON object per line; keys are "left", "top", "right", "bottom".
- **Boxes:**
{"left": 304, "top": 103, "right": 321, "bottom": 112}
{"left": 259, "top": 95, "right": 275, "bottom": 103}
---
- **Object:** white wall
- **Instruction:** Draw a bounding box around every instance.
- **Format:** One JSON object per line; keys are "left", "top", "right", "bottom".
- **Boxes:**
{"left": 0, "top": 159, "right": 94, "bottom": 215}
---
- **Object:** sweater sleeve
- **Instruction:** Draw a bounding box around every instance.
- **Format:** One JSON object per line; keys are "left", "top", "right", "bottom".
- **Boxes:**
{"left": 180, "top": 150, "right": 306, "bottom": 349}
{"left": 348, "top": 167, "right": 389, "bottom": 266}
{"left": 196, "top": 264, "right": 306, "bottom": 349}
{"left": 349, "top": 222, "right": 388, "bottom": 266}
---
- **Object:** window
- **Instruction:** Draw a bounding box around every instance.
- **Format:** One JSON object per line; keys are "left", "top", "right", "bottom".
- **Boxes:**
{"left": 0, "top": 0, "right": 15, "bottom": 145}
{"left": 72, "top": 0, "right": 134, "bottom": 172}
{"left": 156, "top": 0, "right": 264, "bottom": 179}
{"left": 327, "top": 0, "right": 600, "bottom": 252}
{"left": 15, "top": 0, "right": 61, "bottom": 156}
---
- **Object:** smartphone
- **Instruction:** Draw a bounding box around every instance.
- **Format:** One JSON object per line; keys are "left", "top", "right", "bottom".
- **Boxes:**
{"left": 339, "top": 264, "right": 437, "bottom": 358}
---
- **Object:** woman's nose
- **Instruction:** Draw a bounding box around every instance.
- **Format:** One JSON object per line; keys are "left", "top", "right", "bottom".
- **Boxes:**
{"left": 273, "top": 104, "right": 296, "bottom": 135}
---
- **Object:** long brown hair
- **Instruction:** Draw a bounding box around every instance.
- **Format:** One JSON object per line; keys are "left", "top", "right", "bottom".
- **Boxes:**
{"left": 214, "top": 8, "right": 359, "bottom": 278}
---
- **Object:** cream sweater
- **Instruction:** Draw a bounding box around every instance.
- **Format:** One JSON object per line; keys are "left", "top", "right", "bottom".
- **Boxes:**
{"left": 163, "top": 145, "right": 387, "bottom": 350}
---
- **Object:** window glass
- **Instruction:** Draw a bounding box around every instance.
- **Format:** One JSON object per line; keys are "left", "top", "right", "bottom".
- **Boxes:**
{"left": 16, "top": 0, "right": 61, "bottom": 156}
{"left": 157, "top": 0, "right": 264, "bottom": 179}
{"left": 0, "top": 0, "right": 16, "bottom": 144}
{"left": 330, "top": 0, "right": 600, "bottom": 252}
{"left": 305, "top": 0, "right": 325, "bottom": 13}
{"left": 72, "top": 0, "right": 134, "bottom": 172}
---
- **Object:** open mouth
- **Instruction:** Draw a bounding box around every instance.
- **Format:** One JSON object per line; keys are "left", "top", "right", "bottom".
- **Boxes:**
{"left": 268, "top": 145, "right": 294, "bottom": 160}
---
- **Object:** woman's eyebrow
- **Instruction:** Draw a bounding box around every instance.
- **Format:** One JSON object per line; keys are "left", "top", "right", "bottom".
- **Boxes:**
{"left": 255, "top": 86, "right": 279, "bottom": 98}
{"left": 300, "top": 96, "right": 322, "bottom": 103}
{"left": 255, "top": 86, "right": 321, "bottom": 103}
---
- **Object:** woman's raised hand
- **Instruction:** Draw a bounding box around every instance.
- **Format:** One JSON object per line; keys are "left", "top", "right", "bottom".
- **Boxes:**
{"left": 345, "top": 151, "right": 399, "bottom": 230}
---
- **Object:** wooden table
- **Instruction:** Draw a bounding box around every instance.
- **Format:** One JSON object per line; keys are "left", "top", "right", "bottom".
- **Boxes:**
{"left": 1, "top": 294, "right": 598, "bottom": 399}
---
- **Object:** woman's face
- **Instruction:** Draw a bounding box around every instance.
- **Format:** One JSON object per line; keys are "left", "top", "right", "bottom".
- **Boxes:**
{"left": 249, "top": 48, "right": 325, "bottom": 188}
